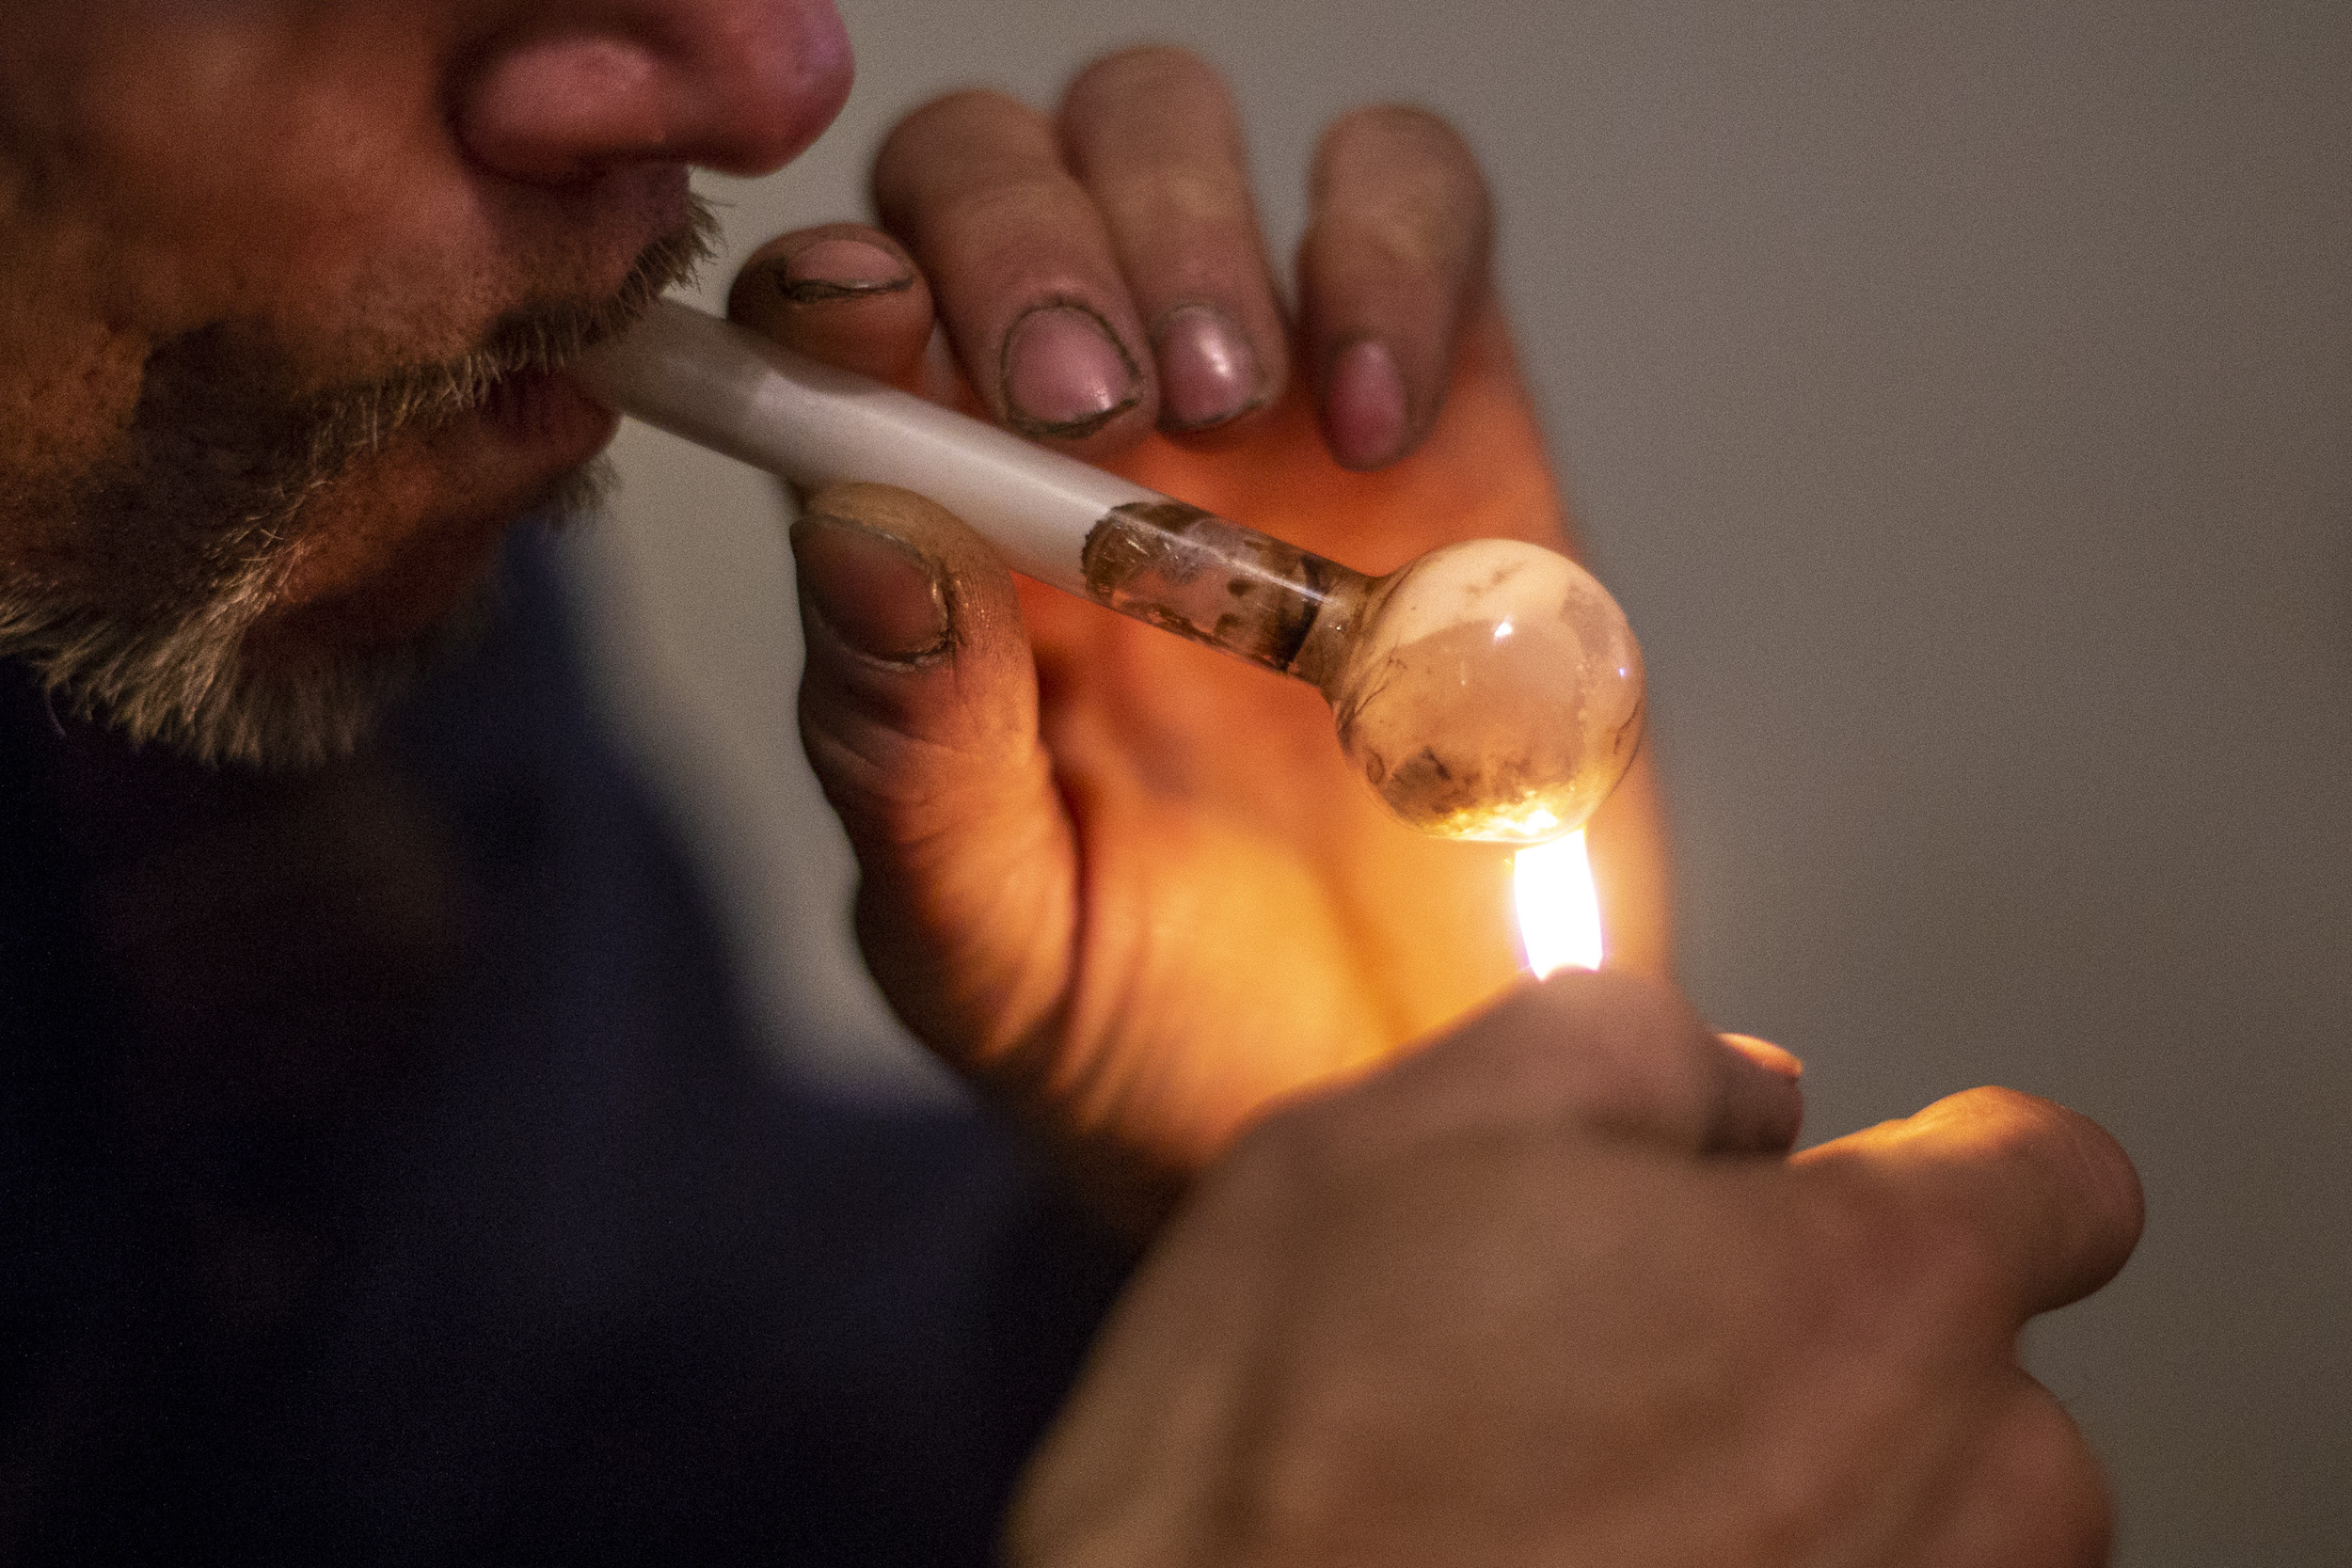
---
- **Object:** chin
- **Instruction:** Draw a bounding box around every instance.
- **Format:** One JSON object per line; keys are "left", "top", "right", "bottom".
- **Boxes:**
{"left": 260, "top": 387, "right": 620, "bottom": 656}
{"left": 161, "top": 456, "right": 606, "bottom": 771}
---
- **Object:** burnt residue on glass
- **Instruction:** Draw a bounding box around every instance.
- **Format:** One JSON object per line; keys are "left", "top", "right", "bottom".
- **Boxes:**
{"left": 1078, "top": 516, "right": 1647, "bottom": 845}
{"left": 1350, "top": 688, "right": 1645, "bottom": 840}
{"left": 1080, "top": 501, "right": 1359, "bottom": 678}
{"left": 1322, "top": 543, "right": 1649, "bottom": 843}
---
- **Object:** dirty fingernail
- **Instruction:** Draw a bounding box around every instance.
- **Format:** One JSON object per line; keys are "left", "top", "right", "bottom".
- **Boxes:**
{"left": 1155, "top": 305, "right": 1261, "bottom": 432}
{"left": 1720, "top": 1033, "right": 1804, "bottom": 1079}
{"left": 771, "top": 237, "right": 914, "bottom": 303}
{"left": 1002, "top": 304, "right": 1138, "bottom": 438}
{"left": 789, "top": 514, "right": 951, "bottom": 663}
{"left": 1326, "top": 338, "right": 1409, "bottom": 469}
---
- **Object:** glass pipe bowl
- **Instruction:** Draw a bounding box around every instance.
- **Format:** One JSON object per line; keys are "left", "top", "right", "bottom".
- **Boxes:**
{"left": 1316, "top": 538, "right": 1646, "bottom": 844}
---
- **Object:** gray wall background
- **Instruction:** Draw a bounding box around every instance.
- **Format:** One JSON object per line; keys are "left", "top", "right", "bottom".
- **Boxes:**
{"left": 559, "top": 1, "right": 2351, "bottom": 1561}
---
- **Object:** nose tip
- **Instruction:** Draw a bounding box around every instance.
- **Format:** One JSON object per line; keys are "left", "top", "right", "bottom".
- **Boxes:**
{"left": 458, "top": 1, "right": 853, "bottom": 186}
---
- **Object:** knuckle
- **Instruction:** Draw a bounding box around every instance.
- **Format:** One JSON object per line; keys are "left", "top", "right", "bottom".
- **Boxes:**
{"left": 1470, "top": 973, "right": 1718, "bottom": 1139}
{"left": 930, "top": 174, "right": 1089, "bottom": 248}
{"left": 1321, "top": 104, "right": 1491, "bottom": 211}
{"left": 1321, "top": 209, "right": 1455, "bottom": 294}
{"left": 1572, "top": 1024, "right": 1705, "bottom": 1138}
{"left": 1068, "top": 42, "right": 1225, "bottom": 109}
{"left": 1305, "top": 190, "right": 1490, "bottom": 305}
{"left": 1964, "top": 1085, "right": 2074, "bottom": 1149}
{"left": 1115, "top": 164, "right": 1249, "bottom": 234}
{"left": 1970, "top": 1088, "right": 2080, "bottom": 1187}
{"left": 898, "top": 87, "right": 1038, "bottom": 144}
{"left": 798, "top": 705, "right": 942, "bottom": 822}
{"left": 1550, "top": 969, "right": 1699, "bottom": 1047}
{"left": 1937, "top": 1086, "right": 2145, "bottom": 1279}
{"left": 1997, "top": 1089, "right": 2145, "bottom": 1243}
{"left": 1328, "top": 102, "right": 1471, "bottom": 165}
{"left": 1062, "top": 50, "right": 1250, "bottom": 203}
{"left": 877, "top": 90, "right": 1053, "bottom": 200}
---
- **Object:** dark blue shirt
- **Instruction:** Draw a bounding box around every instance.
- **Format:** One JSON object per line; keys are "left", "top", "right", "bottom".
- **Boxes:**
{"left": 0, "top": 536, "right": 1130, "bottom": 1565}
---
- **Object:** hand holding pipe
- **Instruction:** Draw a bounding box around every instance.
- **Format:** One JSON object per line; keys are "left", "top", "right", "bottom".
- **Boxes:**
{"left": 571, "top": 299, "right": 1645, "bottom": 844}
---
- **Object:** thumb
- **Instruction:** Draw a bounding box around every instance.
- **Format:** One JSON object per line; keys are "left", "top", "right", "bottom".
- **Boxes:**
{"left": 789, "top": 480, "right": 1081, "bottom": 1076}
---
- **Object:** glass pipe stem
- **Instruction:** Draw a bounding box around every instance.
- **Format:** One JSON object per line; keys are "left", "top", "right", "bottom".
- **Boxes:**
{"left": 1077, "top": 499, "right": 1369, "bottom": 690}
{"left": 575, "top": 300, "right": 1209, "bottom": 602}
{"left": 576, "top": 302, "right": 1370, "bottom": 680}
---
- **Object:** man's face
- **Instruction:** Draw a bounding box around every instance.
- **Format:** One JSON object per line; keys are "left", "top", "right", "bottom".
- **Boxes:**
{"left": 0, "top": 2, "right": 850, "bottom": 764}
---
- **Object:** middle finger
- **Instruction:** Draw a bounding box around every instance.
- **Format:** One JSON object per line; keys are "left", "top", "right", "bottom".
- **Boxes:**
{"left": 1057, "top": 46, "right": 1287, "bottom": 437}
{"left": 875, "top": 89, "right": 1156, "bottom": 456}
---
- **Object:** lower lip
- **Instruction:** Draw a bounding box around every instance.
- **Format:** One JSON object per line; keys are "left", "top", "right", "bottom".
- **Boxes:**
{"left": 480, "top": 367, "right": 620, "bottom": 467}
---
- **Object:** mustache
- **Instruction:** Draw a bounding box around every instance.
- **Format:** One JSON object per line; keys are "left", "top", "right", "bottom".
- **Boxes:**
{"left": 1, "top": 206, "right": 718, "bottom": 771}
{"left": 300, "top": 193, "right": 720, "bottom": 462}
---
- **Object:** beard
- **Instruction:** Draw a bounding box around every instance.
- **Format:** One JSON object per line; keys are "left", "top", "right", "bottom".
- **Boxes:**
{"left": 0, "top": 199, "right": 714, "bottom": 770}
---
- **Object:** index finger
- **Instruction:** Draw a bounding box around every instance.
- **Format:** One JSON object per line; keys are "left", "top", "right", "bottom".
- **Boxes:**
{"left": 1801, "top": 1086, "right": 2145, "bottom": 1323}
{"left": 873, "top": 89, "right": 1156, "bottom": 456}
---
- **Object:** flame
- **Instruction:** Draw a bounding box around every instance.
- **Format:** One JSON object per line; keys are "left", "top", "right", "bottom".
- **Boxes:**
{"left": 1514, "top": 829, "right": 1604, "bottom": 976}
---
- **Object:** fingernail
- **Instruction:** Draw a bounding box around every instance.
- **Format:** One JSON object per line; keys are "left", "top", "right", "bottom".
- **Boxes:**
{"left": 789, "top": 514, "right": 951, "bottom": 664}
{"left": 1155, "top": 305, "right": 1262, "bottom": 432}
{"left": 1326, "top": 338, "right": 1409, "bottom": 469}
{"left": 771, "top": 237, "right": 914, "bottom": 303}
{"left": 1720, "top": 1033, "right": 1804, "bottom": 1080}
{"left": 1001, "top": 303, "right": 1139, "bottom": 438}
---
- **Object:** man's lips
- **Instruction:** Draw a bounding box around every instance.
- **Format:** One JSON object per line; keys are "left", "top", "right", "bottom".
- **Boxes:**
{"left": 477, "top": 365, "right": 621, "bottom": 465}
{"left": 257, "top": 369, "right": 620, "bottom": 649}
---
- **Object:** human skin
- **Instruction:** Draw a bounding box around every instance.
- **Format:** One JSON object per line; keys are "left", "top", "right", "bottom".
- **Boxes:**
{"left": 0, "top": 5, "right": 1669, "bottom": 1202}
{"left": 736, "top": 59, "right": 1678, "bottom": 1215}
{"left": 0, "top": 9, "right": 2142, "bottom": 1565}
{"left": 712, "top": 47, "right": 2139, "bottom": 1562}
{"left": 1008, "top": 975, "right": 2142, "bottom": 1568}
{"left": 0, "top": 2, "right": 848, "bottom": 690}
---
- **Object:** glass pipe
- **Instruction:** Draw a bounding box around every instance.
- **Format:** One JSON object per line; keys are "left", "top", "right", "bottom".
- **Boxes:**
{"left": 572, "top": 300, "right": 1645, "bottom": 845}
